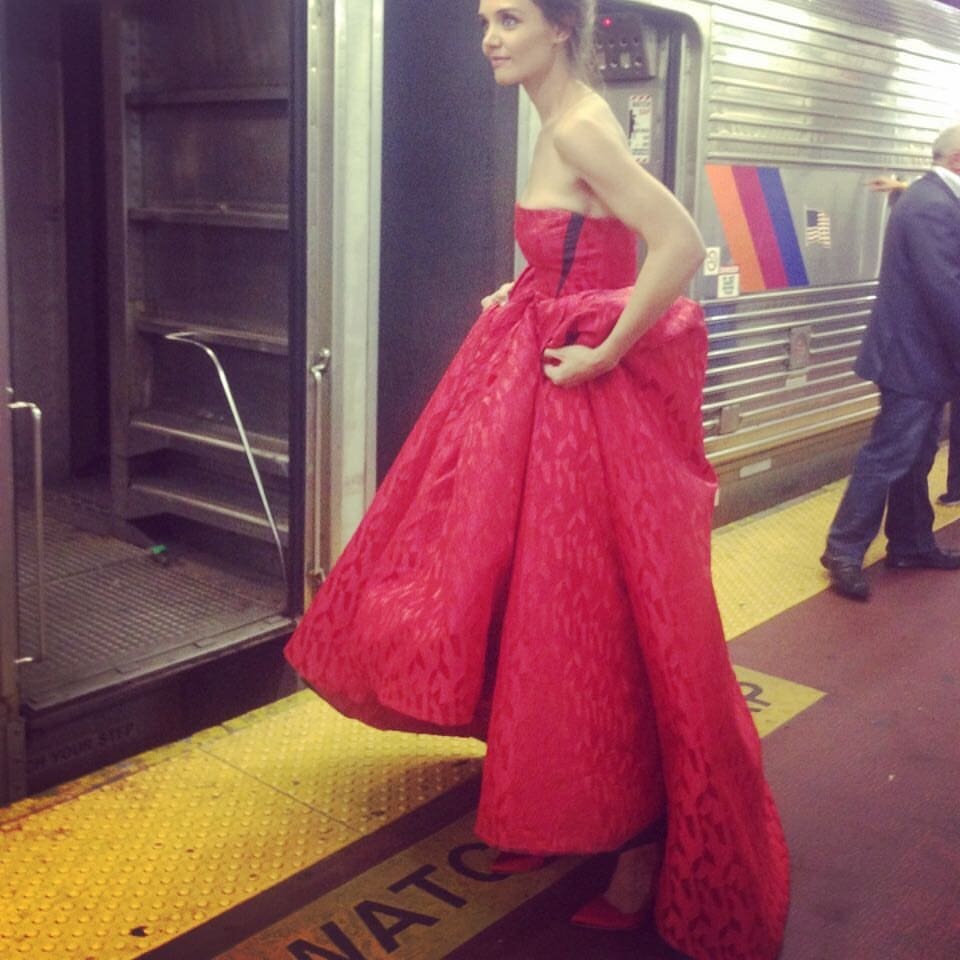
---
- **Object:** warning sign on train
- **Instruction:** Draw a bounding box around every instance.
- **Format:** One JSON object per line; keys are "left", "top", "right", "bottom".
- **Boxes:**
{"left": 628, "top": 94, "right": 653, "bottom": 165}
{"left": 717, "top": 266, "right": 741, "bottom": 299}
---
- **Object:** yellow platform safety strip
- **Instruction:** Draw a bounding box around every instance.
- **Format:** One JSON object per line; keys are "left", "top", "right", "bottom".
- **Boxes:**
{"left": 218, "top": 814, "right": 574, "bottom": 960}
{"left": 713, "top": 452, "right": 954, "bottom": 638}
{"left": 220, "top": 666, "right": 824, "bottom": 960}
{"left": 735, "top": 665, "right": 824, "bottom": 738}
{"left": 1, "top": 447, "right": 956, "bottom": 960}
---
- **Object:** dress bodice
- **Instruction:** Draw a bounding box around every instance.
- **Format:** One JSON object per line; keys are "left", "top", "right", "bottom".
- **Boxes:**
{"left": 514, "top": 205, "right": 637, "bottom": 296}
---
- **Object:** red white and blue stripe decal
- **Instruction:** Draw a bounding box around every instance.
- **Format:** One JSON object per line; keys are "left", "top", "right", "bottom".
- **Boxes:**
{"left": 706, "top": 165, "right": 809, "bottom": 292}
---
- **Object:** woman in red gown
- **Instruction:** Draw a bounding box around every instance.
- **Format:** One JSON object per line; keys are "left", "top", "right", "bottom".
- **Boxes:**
{"left": 285, "top": 1, "right": 789, "bottom": 957}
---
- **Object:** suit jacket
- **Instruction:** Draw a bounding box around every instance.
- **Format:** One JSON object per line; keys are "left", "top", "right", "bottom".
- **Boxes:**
{"left": 856, "top": 170, "right": 960, "bottom": 401}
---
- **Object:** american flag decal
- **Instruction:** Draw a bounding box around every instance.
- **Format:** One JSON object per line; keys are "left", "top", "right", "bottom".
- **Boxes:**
{"left": 805, "top": 208, "right": 832, "bottom": 247}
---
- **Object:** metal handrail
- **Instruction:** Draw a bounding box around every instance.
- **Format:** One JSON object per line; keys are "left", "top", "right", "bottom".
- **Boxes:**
{"left": 8, "top": 401, "right": 46, "bottom": 665}
{"left": 310, "top": 349, "right": 332, "bottom": 585}
{"left": 163, "top": 332, "right": 287, "bottom": 587}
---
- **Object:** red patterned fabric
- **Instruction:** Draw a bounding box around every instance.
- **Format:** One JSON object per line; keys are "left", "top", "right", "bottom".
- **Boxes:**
{"left": 285, "top": 206, "right": 789, "bottom": 959}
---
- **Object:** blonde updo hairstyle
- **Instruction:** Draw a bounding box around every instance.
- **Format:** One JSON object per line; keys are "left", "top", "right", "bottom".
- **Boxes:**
{"left": 531, "top": 0, "right": 599, "bottom": 83}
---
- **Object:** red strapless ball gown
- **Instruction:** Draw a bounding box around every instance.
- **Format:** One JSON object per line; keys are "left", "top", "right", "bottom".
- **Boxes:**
{"left": 285, "top": 206, "right": 789, "bottom": 960}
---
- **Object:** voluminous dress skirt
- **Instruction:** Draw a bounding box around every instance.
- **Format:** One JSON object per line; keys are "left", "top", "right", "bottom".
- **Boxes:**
{"left": 285, "top": 205, "right": 789, "bottom": 960}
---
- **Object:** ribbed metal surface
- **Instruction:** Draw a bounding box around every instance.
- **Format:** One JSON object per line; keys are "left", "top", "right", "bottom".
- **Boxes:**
{"left": 708, "top": 1, "right": 960, "bottom": 168}
{"left": 703, "top": 282, "right": 879, "bottom": 460}
{"left": 15, "top": 512, "right": 283, "bottom": 701}
{"left": 788, "top": 0, "right": 960, "bottom": 47}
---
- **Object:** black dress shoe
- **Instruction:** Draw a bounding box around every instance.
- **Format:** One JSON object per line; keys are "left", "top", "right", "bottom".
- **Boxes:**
{"left": 820, "top": 552, "right": 870, "bottom": 600}
{"left": 884, "top": 548, "right": 960, "bottom": 570}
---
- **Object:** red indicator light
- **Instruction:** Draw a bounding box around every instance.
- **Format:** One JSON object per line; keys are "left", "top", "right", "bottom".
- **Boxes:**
{"left": 602, "top": 17, "right": 613, "bottom": 28}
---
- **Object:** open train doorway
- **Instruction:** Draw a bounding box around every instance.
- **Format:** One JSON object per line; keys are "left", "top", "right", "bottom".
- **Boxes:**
{"left": 2, "top": 0, "right": 304, "bottom": 796}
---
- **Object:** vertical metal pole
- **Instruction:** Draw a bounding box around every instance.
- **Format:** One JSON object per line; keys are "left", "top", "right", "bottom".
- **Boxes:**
{"left": 310, "top": 348, "right": 331, "bottom": 584}
{"left": 301, "top": 0, "right": 335, "bottom": 603}
{"left": 8, "top": 403, "right": 47, "bottom": 665}
{"left": 327, "top": 0, "right": 383, "bottom": 558}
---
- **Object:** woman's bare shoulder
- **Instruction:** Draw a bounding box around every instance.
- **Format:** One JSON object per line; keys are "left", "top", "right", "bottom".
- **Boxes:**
{"left": 553, "top": 93, "right": 627, "bottom": 159}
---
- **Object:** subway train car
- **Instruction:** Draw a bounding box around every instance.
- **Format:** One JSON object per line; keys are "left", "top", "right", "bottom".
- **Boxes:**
{"left": 2, "top": 0, "right": 959, "bottom": 803}
{"left": 0, "top": 0, "right": 384, "bottom": 802}
{"left": 584, "top": 0, "right": 960, "bottom": 521}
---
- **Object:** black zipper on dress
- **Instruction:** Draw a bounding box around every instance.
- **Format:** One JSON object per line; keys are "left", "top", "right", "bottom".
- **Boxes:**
{"left": 556, "top": 212, "right": 586, "bottom": 296}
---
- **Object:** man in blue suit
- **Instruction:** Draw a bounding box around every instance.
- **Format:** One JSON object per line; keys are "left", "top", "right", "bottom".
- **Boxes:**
{"left": 821, "top": 125, "right": 960, "bottom": 600}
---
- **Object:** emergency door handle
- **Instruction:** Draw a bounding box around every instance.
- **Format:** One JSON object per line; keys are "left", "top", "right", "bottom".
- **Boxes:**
{"left": 8, "top": 401, "right": 47, "bottom": 665}
{"left": 309, "top": 349, "right": 332, "bottom": 584}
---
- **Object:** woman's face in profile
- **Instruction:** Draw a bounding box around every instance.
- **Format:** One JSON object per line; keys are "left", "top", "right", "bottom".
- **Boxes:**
{"left": 477, "top": 0, "right": 568, "bottom": 86}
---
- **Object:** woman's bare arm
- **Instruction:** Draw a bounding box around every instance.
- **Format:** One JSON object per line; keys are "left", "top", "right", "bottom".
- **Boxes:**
{"left": 543, "top": 107, "right": 705, "bottom": 387}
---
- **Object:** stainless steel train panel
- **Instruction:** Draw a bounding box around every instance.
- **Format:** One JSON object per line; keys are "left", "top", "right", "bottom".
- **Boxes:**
{"left": 766, "top": 0, "right": 960, "bottom": 50}
{"left": 705, "top": 4, "right": 960, "bottom": 169}
{"left": 310, "top": 0, "right": 383, "bottom": 575}
{"left": 584, "top": 0, "right": 958, "bottom": 512}
{"left": 703, "top": 285, "right": 879, "bottom": 457}
{"left": 695, "top": 0, "right": 959, "bottom": 474}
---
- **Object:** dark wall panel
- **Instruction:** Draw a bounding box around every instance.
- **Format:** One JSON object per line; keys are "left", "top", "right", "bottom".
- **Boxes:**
{"left": 3, "top": 0, "right": 71, "bottom": 482}
{"left": 62, "top": 0, "right": 109, "bottom": 475}
{"left": 377, "top": 2, "right": 518, "bottom": 477}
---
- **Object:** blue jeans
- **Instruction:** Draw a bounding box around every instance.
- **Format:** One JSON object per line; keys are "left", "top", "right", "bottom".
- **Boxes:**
{"left": 827, "top": 389, "right": 943, "bottom": 564}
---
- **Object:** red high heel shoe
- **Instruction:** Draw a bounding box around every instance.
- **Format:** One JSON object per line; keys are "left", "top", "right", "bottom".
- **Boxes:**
{"left": 490, "top": 851, "right": 554, "bottom": 874}
{"left": 570, "top": 893, "right": 650, "bottom": 931}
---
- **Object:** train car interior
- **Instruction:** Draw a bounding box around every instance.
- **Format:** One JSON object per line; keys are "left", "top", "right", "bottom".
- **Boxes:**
{"left": 3, "top": 0, "right": 298, "bottom": 790}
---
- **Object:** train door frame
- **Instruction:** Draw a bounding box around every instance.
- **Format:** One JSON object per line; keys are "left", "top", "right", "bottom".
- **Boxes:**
{"left": 0, "top": 60, "right": 27, "bottom": 804}
{"left": 0, "top": 0, "right": 384, "bottom": 802}
{"left": 302, "top": 0, "right": 383, "bottom": 599}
